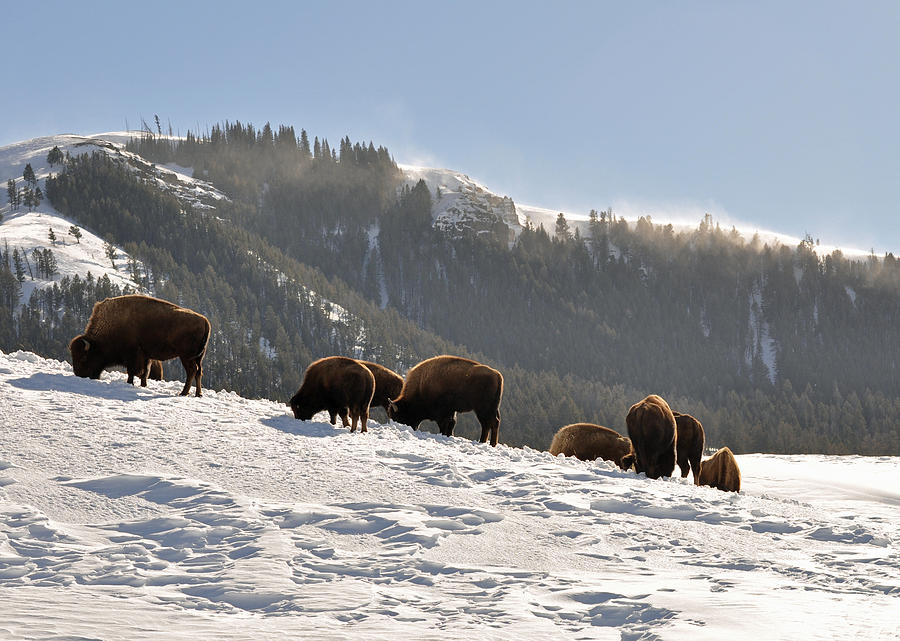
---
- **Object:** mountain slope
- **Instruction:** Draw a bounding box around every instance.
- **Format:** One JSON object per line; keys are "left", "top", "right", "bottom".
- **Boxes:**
{"left": 3, "top": 128, "right": 900, "bottom": 455}
{"left": 1, "top": 350, "right": 898, "bottom": 640}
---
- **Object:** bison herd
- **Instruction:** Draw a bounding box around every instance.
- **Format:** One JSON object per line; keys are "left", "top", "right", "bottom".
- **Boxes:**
{"left": 68, "top": 294, "right": 740, "bottom": 493}
{"left": 551, "top": 395, "right": 741, "bottom": 492}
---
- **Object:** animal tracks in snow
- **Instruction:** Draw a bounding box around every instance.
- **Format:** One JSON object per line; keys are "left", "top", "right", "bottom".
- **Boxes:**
{"left": 1, "top": 352, "right": 899, "bottom": 639}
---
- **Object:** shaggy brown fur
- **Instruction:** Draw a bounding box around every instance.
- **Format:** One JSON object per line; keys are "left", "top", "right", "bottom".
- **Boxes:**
{"left": 387, "top": 355, "right": 503, "bottom": 446}
{"left": 549, "top": 423, "right": 632, "bottom": 469}
{"left": 699, "top": 447, "right": 742, "bottom": 492}
{"left": 673, "top": 412, "right": 705, "bottom": 485}
{"left": 69, "top": 295, "right": 210, "bottom": 396}
{"left": 358, "top": 361, "right": 404, "bottom": 415}
{"left": 621, "top": 394, "right": 678, "bottom": 479}
{"left": 290, "top": 356, "right": 376, "bottom": 433}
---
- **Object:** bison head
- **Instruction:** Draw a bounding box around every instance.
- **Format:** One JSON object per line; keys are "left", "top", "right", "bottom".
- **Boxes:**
{"left": 386, "top": 399, "right": 420, "bottom": 429}
{"left": 634, "top": 448, "right": 676, "bottom": 480}
{"left": 68, "top": 335, "right": 105, "bottom": 379}
{"left": 289, "top": 391, "right": 316, "bottom": 421}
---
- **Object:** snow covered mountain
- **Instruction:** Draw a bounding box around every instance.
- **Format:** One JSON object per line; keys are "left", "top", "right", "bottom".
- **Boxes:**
{"left": 0, "top": 350, "right": 897, "bottom": 640}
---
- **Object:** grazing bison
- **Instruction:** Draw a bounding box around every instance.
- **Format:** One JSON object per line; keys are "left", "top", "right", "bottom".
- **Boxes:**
{"left": 69, "top": 295, "right": 210, "bottom": 396}
{"left": 673, "top": 412, "right": 705, "bottom": 485}
{"left": 358, "top": 360, "right": 404, "bottom": 415}
{"left": 387, "top": 355, "right": 503, "bottom": 446}
{"left": 549, "top": 423, "right": 632, "bottom": 469}
{"left": 290, "top": 356, "right": 376, "bottom": 433}
{"left": 699, "top": 447, "right": 741, "bottom": 492}
{"left": 621, "top": 394, "right": 677, "bottom": 479}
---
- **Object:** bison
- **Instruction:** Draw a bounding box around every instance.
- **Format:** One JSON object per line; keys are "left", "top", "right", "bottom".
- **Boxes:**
{"left": 673, "top": 411, "right": 705, "bottom": 485}
{"left": 699, "top": 447, "right": 741, "bottom": 492}
{"left": 358, "top": 360, "right": 404, "bottom": 416}
{"left": 69, "top": 295, "right": 210, "bottom": 396}
{"left": 387, "top": 355, "right": 503, "bottom": 446}
{"left": 549, "top": 423, "right": 632, "bottom": 469}
{"left": 621, "top": 394, "right": 677, "bottom": 479}
{"left": 289, "top": 356, "right": 375, "bottom": 433}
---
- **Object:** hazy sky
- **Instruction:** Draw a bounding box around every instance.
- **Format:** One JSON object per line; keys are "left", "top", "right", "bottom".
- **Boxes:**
{"left": 5, "top": 1, "right": 898, "bottom": 252}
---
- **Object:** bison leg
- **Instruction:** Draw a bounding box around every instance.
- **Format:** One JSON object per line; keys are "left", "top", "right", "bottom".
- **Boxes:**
{"left": 179, "top": 356, "right": 199, "bottom": 396}
{"left": 690, "top": 455, "right": 702, "bottom": 486}
{"left": 476, "top": 409, "right": 501, "bottom": 446}
{"left": 349, "top": 406, "right": 369, "bottom": 433}
{"left": 338, "top": 408, "right": 350, "bottom": 428}
{"left": 128, "top": 353, "right": 149, "bottom": 387}
{"left": 359, "top": 406, "right": 369, "bottom": 433}
{"left": 678, "top": 460, "right": 691, "bottom": 478}
{"left": 328, "top": 410, "right": 338, "bottom": 425}
{"left": 194, "top": 357, "right": 203, "bottom": 397}
{"left": 437, "top": 414, "right": 456, "bottom": 437}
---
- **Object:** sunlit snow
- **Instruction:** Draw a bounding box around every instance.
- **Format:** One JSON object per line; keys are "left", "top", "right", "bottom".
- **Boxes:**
{"left": 1, "top": 351, "right": 897, "bottom": 640}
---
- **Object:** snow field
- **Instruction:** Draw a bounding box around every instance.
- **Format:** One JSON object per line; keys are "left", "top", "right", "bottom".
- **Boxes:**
{"left": 0, "top": 350, "right": 898, "bottom": 640}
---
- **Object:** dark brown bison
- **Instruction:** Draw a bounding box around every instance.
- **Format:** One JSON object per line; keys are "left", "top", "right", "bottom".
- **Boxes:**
{"left": 699, "top": 447, "right": 741, "bottom": 492}
{"left": 387, "top": 355, "right": 503, "bottom": 446}
{"left": 549, "top": 423, "right": 632, "bottom": 469}
{"left": 621, "top": 394, "right": 677, "bottom": 479}
{"left": 289, "top": 356, "right": 376, "bottom": 433}
{"left": 673, "top": 412, "right": 705, "bottom": 485}
{"left": 69, "top": 295, "right": 210, "bottom": 396}
{"left": 358, "top": 360, "right": 404, "bottom": 415}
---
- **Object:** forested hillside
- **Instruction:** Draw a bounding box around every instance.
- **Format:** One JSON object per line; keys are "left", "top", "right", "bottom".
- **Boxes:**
{"left": 1, "top": 123, "right": 898, "bottom": 454}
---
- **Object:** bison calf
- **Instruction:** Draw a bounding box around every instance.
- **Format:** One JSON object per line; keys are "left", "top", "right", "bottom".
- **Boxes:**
{"left": 387, "top": 355, "right": 503, "bottom": 446}
{"left": 358, "top": 360, "right": 404, "bottom": 417}
{"left": 673, "top": 412, "right": 705, "bottom": 485}
{"left": 622, "top": 394, "right": 677, "bottom": 479}
{"left": 699, "top": 447, "right": 741, "bottom": 492}
{"left": 549, "top": 423, "right": 632, "bottom": 469}
{"left": 69, "top": 295, "right": 210, "bottom": 396}
{"left": 290, "top": 356, "right": 375, "bottom": 433}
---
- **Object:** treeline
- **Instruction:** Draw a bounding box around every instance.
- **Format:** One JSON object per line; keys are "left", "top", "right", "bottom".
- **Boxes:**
{"left": 1, "top": 121, "right": 898, "bottom": 454}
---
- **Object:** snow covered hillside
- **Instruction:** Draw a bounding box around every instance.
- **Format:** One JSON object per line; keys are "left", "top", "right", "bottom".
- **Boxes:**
{"left": 0, "top": 133, "right": 226, "bottom": 304}
{"left": 1, "top": 350, "right": 897, "bottom": 640}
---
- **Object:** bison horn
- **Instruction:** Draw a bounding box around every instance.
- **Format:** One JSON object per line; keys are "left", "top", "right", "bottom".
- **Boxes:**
{"left": 388, "top": 400, "right": 398, "bottom": 413}
{"left": 82, "top": 338, "right": 91, "bottom": 351}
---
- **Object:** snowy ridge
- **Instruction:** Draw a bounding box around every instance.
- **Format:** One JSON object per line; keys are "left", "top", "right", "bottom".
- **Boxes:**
{"left": 400, "top": 165, "right": 524, "bottom": 243}
{"left": 401, "top": 164, "right": 875, "bottom": 257}
{"left": 1, "top": 350, "right": 898, "bottom": 639}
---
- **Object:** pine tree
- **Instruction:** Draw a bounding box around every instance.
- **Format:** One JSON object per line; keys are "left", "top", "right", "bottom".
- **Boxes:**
{"left": 12, "top": 249, "right": 25, "bottom": 283}
{"left": 48, "top": 227, "right": 56, "bottom": 245}
{"left": 104, "top": 241, "right": 117, "bottom": 268}
{"left": 299, "top": 129, "right": 311, "bottom": 159}
{"left": 69, "top": 225, "right": 83, "bottom": 243}
{"left": 7, "top": 179, "right": 16, "bottom": 210}
{"left": 23, "top": 163, "right": 36, "bottom": 187}
{"left": 46, "top": 146, "right": 64, "bottom": 168}
{"left": 555, "top": 212, "right": 571, "bottom": 242}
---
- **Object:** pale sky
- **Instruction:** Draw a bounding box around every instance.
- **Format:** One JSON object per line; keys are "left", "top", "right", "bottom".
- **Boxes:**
{"left": 5, "top": 1, "right": 898, "bottom": 252}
